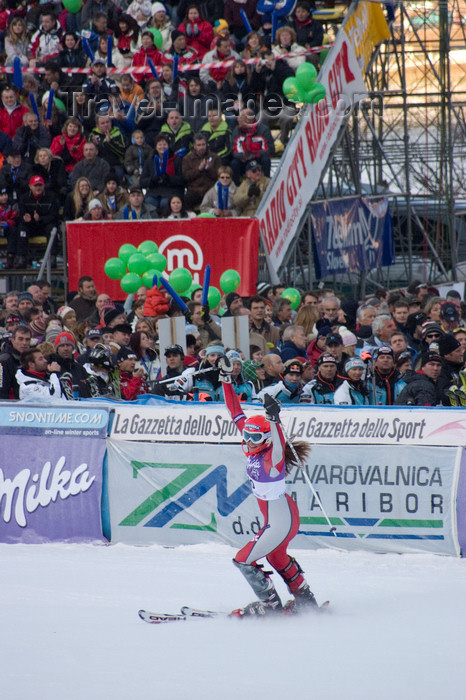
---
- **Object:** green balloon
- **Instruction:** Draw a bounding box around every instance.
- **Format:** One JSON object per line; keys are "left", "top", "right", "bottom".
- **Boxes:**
{"left": 63, "top": 0, "right": 82, "bottom": 13}
{"left": 142, "top": 269, "right": 160, "bottom": 288}
{"left": 169, "top": 268, "right": 192, "bottom": 294}
{"left": 281, "top": 287, "right": 301, "bottom": 310}
{"left": 118, "top": 243, "right": 137, "bottom": 264}
{"left": 207, "top": 285, "right": 221, "bottom": 309}
{"left": 197, "top": 212, "right": 216, "bottom": 218}
{"left": 295, "top": 63, "right": 317, "bottom": 93}
{"left": 104, "top": 257, "right": 126, "bottom": 280}
{"left": 138, "top": 240, "right": 158, "bottom": 257}
{"left": 219, "top": 269, "right": 241, "bottom": 294}
{"left": 306, "top": 83, "right": 326, "bottom": 104}
{"left": 146, "top": 252, "right": 167, "bottom": 271}
{"left": 121, "top": 272, "right": 142, "bottom": 294}
{"left": 147, "top": 27, "right": 163, "bottom": 49}
{"left": 128, "top": 253, "right": 149, "bottom": 275}
{"left": 282, "top": 77, "right": 300, "bottom": 102}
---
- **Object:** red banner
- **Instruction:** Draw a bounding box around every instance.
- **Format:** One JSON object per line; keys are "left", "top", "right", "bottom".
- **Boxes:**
{"left": 66, "top": 218, "right": 259, "bottom": 300}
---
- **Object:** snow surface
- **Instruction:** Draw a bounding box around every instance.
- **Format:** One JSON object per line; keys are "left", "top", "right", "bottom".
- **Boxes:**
{"left": 2, "top": 542, "right": 466, "bottom": 700}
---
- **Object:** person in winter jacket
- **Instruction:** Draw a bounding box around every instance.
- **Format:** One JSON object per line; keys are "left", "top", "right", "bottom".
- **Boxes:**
{"left": 224, "top": 0, "right": 261, "bottom": 45}
{"left": 81, "top": 0, "right": 119, "bottom": 31}
{"left": 16, "top": 348, "right": 64, "bottom": 401}
{"left": 0, "top": 325, "right": 32, "bottom": 399}
{"left": 372, "top": 346, "right": 406, "bottom": 405}
{"left": 163, "top": 29, "right": 199, "bottom": 78}
{"left": 83, "top": 58, "right": 120, "bottom": 99}
{"left": 200, "top": 107, "right": 232, "bottom": 163}
{"left": 178, "top": 5, "right": 214, "bottom": 59}
{"left": 115, "top": 14, "right": 141, "bottom": 62}
{"left": 290, "top": 1, "right": 324, "bottom": 54}
{"left": 115, "top": 186, "right": 159, "bottom": 220}
{"left": 4, "top": 16, "right": 30, "bottom": 68}
{"left": 150, "top": 2, "right": 174, "bottom": 52}
{"left": 233, "top": 159, "right": 270, "bottom": 216}
{"left": 0, "top": 185, "right": 19, "bottom": 269}
{"left": 131, "top": 30, "right": 164, "bottom": 82}
{"left": 200, "top": 165, "right": 238, "bottom": 216}
{"left": 48, "top": 331, "right": 92, "bottom": 399}
{"left": 50, "top": 117, "right": 86, "bottom": 174}
{"left": 69, "top": 140, "right": 111, "bottom": 194}
{"left": 182, "top": 132, "right": 221, "bottom": 208}
{"left": 160, "top": 109, "right": 193, "bottom": 155}
{"left": 279, "top": 325, "right": 308, "bottom": 363}
{"left": 127, "top": 0, "right": 153, "bottom": 28}
{"left": 0, "top": 87, "right": 30, "bottom": 140}
{"left": 30, "top": 11, "right": 62, "bottom": 65}
{"left": 395, "top": 351, "right": 444, "bottom": 406}
{"left": 140, "top": 133, "right": 185, "bottom": 210}
{"left": 334, "top": 357, "right": 370, "bottom": 405}
{"left": 255, "top": 359, "right": 305, "bottom": 404}
{"left": 97, "top": 173, "right": 129, "bottom": 219}
{"left": 15, "top": 174, "right": 59, "bottom": 267}
{"left": 230, "top": 108, "right": 274, "bottom": 183}
{"left": 124, "top": 129, "right": 154, "bottom": 186}
{"left": 13, "top": 112, "right": 52, "bottom": 165}
{"left": 57, "top": 32, "right": 87, "bottom": 76}
{"left": 200, "top": 36, "right": 240, "bottom": 90}
{"left": 301, "top": 353, "right": 340, "bottom": 404}
{"left": 115, "top": 346, "right": 147, "bottom": 400}
{"left": 272, "top": 26, "right": 306, "bottom": 71}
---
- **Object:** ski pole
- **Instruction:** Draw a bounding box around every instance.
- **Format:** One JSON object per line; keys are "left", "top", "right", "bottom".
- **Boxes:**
{"left": 278, "top": 416, "right": 337, "bottom": 536}
{"left": 155, "top": 366, "right": 217, "bottom": 386}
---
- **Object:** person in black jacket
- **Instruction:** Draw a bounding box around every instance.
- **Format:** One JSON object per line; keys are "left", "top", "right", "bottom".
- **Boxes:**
{"left": 13, "top": 112, "right": 52, "bottom": 164}
{"left": 140, "top": 133, "right": 185, "bottom": 212}
{"left": 0, "top": 325, "right": 32, "bottom": 399}
{"left": 436, "top": 334, "right": 465, "bottom": 405}
{"left": 15, "top": 174, "right": 59, "bottom": 267}
{"left": 48, "top": 331, "right": 92, "bottom": 399}
{"left": 0, "top": 148, "right": 33, "bottom": 203}
{"left": 395, "top": 351, "right": 444, "bottom": 406}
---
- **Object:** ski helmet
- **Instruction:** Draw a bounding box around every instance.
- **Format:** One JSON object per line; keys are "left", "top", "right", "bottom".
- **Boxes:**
{"left": 242, "top": 415, "right": 271, "bottom": 456}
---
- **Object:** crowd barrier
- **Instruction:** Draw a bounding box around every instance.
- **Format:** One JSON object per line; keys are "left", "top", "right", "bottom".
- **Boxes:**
{"left": 1, "top": 399, "right": 465, "bottom": 557}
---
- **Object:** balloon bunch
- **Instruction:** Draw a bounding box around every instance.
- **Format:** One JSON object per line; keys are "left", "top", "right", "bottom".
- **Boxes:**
{"left": 282, "top": 64, "right": 326, "bottom": 104}
{"left": 62, "top": 0, "right": 83, "bottom": 12}
{"left": 104, "top": 241, "right": 171, "bottom": 294}
{"left": 104, "top": 241, "right": 243, "bottom": 304}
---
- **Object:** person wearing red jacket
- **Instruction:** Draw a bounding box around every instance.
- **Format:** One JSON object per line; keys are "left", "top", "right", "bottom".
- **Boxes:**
{"left": 116, "top": 346, "right": 147, "bottom": 400}
{"left": 200, "top": 36, "right": 240, "bottom": 90}
{"left": 50, "top": 117, "right": 86, "bottom": 174}
{"left": 0, "top": 87, "right": 29, "bottom": 139}
{"left": 178, "top": 5, "right": 213, "bottom": 59}
{"left": 0, "top": 185, "right": 19, "bottom": 269}
{"left": 132, "top": 30, "right": 164, "bottom": 82}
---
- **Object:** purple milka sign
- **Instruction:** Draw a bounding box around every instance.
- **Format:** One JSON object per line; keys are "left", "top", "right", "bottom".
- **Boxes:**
{"left": 0, "top": 436, "right": 106, "bottom": 543}
{"left": 456, "top": 448, "right": 466, "bottom": 556}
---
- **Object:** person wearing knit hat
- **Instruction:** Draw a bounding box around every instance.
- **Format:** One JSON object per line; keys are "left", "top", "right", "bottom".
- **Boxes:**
{"left": 17, "top": 292, "right": 34, "bottom": 318}
{"left": 225, "top": 349, "right": 252, "bottom": 401}
{"left": 306, "top": 325, "right": 331, "bottom": 367}
{"left": 338, "top": 326, "right": 358, "bottom": 357}
{"left": 54, "top": 332, "right": 76, "bottom": 349}
{"left": 440, "top": 301, "right": 460, "bottom": 332}
{"left": 242, "top": 359, "right": 266, "bottom": 394}
{"left": 372, "top": 346, "right": 406, "bottom": 405}
{"left": 223, "top": 292, "right": 244, "bottom": 317}
{"left": 435, "top": 334, "right": 465, "bottom": 405}
{"left": 334, "top": 357, "right": 370, "bottom": 405}
{"left": 395, "top": 351, "right": 444, "bottom": 406}
{"left": 301, "top": 353, "right": 339, "bottom": 404}
{"left": 104, "top": 308, "right": 127, "bottom": 328}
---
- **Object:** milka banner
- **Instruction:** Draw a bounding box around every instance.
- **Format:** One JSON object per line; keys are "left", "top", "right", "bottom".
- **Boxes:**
{"left": 256, "top": 0, "right": 390, "bottom": 279}
{"left": 0, "top": 435, "right": 106, "bottom": 543}
{"left": 311, "top": 196, "right": 394, "bottom": 278}
{"left": 106, "top": 439, "right": 461, "bottom": 555}
{"left": 110, "top": 402, "right": 466, "bottom": 447}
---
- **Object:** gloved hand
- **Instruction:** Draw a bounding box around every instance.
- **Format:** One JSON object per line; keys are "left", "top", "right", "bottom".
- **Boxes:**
{"left": 263, "top": 393, "right": 281, "bottom": 422}
{"left": 248, "top": 183, "right": 261, "bottom": 198}
{"left": 201, "top": 303, "right": 210, "bottom": 322}
{"left": 183, "top": 307, "right": 193, "bottom": 323}
{"left": 192, "top": 23, "right": 200, "bottom": 36}
{"left": 217, "top": 355, "right": 233, "bottom": 383}
{"left": 168, "top": 369, "right": 194, "bottom": 393}
{"left": 360, "top": 351, "right": 373, "bottom": 363}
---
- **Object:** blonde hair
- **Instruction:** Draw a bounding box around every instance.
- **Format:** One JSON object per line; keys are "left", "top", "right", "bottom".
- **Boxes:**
{"left": 7, "top": 17, "right": 28, "bottom": 45}
{"left": 72, "top": 177, "right": 93, "bottom": 215}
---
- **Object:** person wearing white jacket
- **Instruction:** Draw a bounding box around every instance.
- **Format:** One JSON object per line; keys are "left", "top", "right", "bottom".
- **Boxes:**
{"left": 16, "top": 348, "right": 65, "bottom": 400}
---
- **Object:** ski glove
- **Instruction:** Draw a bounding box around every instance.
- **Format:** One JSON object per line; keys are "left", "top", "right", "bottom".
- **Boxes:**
{"left": 217, "top": 355, "right": 233, "bottom": 383}
{"left": 263, "top": 393, "right": 281, "bottom": 422}
{"left": 167, "top": 368, "right": 195, "bottom": 393}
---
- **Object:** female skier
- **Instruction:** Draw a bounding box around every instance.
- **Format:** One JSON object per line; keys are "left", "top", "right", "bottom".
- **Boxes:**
{"left": 218, "top": 355, "right": 319, "bottom": 616}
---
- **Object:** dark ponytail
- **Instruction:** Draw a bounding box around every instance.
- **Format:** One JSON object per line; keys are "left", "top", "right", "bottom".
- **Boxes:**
{"left": 284, "top": 439, "right": 311, "bottom": 474}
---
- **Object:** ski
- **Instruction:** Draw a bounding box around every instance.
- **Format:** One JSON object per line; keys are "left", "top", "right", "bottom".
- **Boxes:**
{"left": 138, "top": 610, "right": 187, "bottom": 624}
{"left": 139, "top": 601, "right": 329, "bottom": 624}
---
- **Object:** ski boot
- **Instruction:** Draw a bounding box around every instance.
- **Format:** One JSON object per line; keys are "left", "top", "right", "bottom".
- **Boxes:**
{"left": 231, "top": 589, "right": 283, "bottom": 618}
{"left": 278, "top": 557, "right": 318, "bottom": 613}
{"left": 232, "top": 560, "right": 283, "bottom": 617}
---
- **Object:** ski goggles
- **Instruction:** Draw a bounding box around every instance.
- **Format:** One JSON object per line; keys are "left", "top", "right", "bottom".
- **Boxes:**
{"left": 242, "top": 430, "right": 266, "bottom": 444}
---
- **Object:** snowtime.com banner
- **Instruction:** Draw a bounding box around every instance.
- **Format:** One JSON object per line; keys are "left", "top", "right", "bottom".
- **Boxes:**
{"left": 106, "top": 439, "right": 461, "bottom": 555}
{"left": 110, "top": 403, "right": 466, "bottom": 447}
{"left": 311, "top": 196, "right": 394, "bottom": 278}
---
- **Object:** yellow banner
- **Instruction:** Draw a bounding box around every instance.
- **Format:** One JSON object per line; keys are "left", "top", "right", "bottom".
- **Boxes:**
{"left": 344, "top": 1, "right": 390, "bottom": 73}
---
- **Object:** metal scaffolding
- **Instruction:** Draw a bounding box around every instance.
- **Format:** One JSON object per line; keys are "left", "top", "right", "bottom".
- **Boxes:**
{"left": 279, "top": 0, "right": 466, "bottom": 295}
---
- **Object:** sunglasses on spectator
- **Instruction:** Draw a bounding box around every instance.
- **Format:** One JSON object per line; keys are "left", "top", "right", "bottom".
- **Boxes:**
{"left": 219, "top": 175, "right": 231, "bottom": 180}
{"left": 425, "top": 333, "right": 441, "bottom": 339}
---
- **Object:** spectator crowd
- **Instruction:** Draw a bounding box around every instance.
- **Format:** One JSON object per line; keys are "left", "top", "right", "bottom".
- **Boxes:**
{"left": 0, "top": 0, "right": 328, "bottom": 267}
{"left": 2, "top": 275, "right": 466, "bottom": 408}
